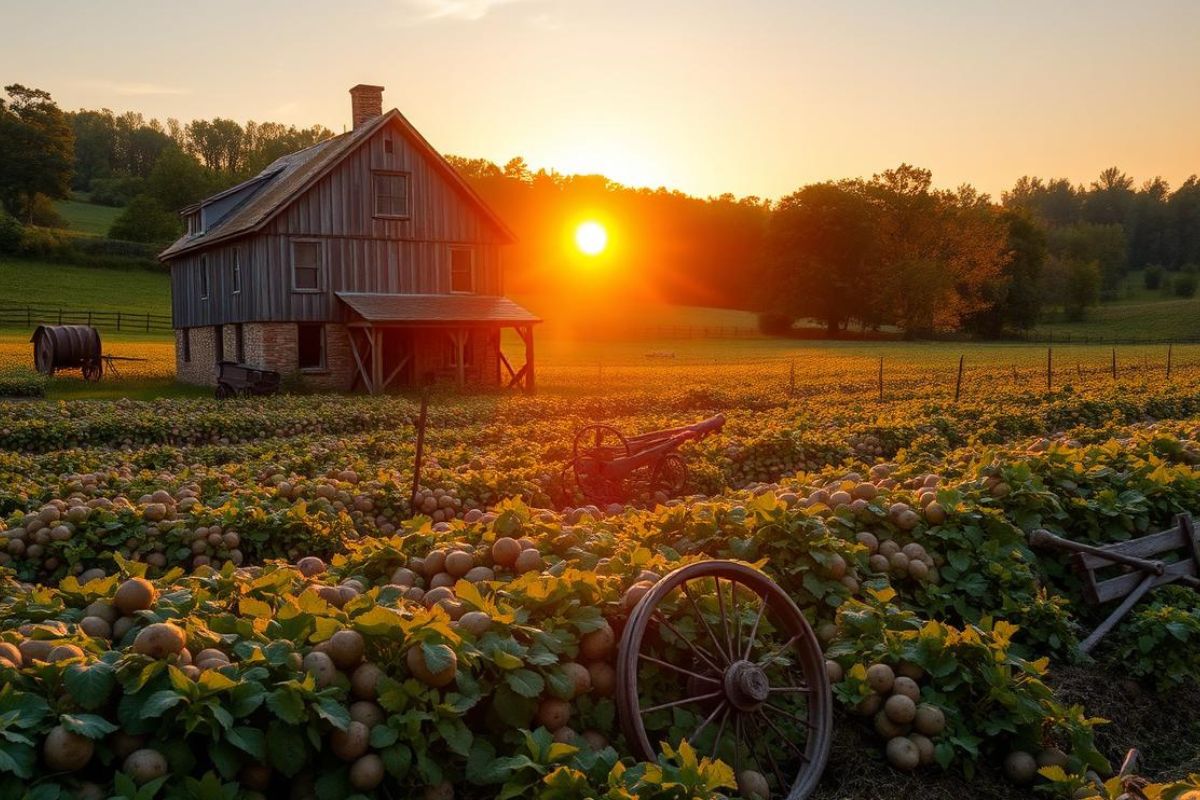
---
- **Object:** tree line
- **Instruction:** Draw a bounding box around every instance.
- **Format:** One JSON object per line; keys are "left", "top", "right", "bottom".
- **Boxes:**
{"left": 2, "top": 83, "right": 1199, "bottom": 336}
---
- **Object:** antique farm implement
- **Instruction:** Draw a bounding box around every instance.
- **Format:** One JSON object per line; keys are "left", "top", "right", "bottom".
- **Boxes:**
{"left": 570, "top": 414, "right": 725, "bottom": 502}
{"left": 616, "top": 560, "right": 834, "bottom": 799}
{"left": 30, "top": 324, "right": 148, "bottom": 382}
{"left": 1029, "top": 513, "right": 1200, "bottom": 654}
{"left": 215, "top": 361, "right": 282, "bottom": 399}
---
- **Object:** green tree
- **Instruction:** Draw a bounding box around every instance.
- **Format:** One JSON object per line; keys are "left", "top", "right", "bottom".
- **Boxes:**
{"left": 108, "top": 194, "right": 181, "bottom": 243}
{"left": 0, "top": 84, "right": 74, "bottom": 221}
{"left": 968, "top": 209, "right": 1045, "bottom": 335}
{"left": 1042, "top": 256, "right": 1100, "bottom": 321}
{"left": 144, "top": 146, "right": 219, "bottom": 213}
{"left": 762, "top": 181, "right": 878, "bottom": 333}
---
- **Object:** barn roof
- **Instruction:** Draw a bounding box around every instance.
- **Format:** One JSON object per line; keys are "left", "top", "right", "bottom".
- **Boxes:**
{"left": 336, "top": 292, "right": 540, "bottom": 324}
{"left": 160, "top": 109, "right": 515, "bottom": 260}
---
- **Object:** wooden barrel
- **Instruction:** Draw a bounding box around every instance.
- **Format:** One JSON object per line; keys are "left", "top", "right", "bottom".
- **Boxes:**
{"left": 29, "top": 325, "right": 101, "bottom": 376}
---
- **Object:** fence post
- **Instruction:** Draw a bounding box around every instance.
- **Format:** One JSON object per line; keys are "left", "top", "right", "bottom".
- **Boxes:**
{"left": 1112, "top": 348, "right": 1117, "bottom": 380}
{"left": 145, "top": 313, "right": 150, "bottom": 333}
{"left": 954, "top": 354, "right": 964, "bottom": 402}
{"left": 26, "top": 305, "right": 31, "bottom": 327}
{"left": 1167, "top": 344, "right": 1173, "bottom": 378}
{"left": 117, "top": 312, "right": 121, "bottom": 331}
{"left": 57, "top": 308, "right": 62, "bottom": 324}
{"left": 1046, "top": 347, "right": 1052, "bottom": 392}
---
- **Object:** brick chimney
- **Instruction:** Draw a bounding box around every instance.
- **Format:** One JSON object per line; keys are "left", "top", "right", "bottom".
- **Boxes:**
{"left": 350, "top": 84, "right": 384, "bottom": 130}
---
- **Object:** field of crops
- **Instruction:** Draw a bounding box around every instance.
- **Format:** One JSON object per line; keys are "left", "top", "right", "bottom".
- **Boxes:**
{"left": 1, "top": 342, "right": 1200, "bottom": 800}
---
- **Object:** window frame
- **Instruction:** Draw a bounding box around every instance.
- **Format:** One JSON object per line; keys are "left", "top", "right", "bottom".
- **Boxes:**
{"left": 372, "top": 170, "right": 411, "bottom": 220}
{"left": 449, "top": 247, "right": 476, "bottom": 294}
{"left": 199, "top": 255, "right": 210, "bottom": 300}
{"left": 291, "top": 239, "right": 324, "bottom": 294}
{"left": 446, "top": 332, "right": 475, "bottom": 368}
{"left": 297, "top": 323, "right": 326, "bottom": 372}
{"left": 231, "top": 250, "right": 241, "bottom": 295}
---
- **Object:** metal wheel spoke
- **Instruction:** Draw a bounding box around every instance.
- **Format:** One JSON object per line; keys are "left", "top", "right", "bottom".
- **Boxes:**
{"left": 764, "top": 701, "right": 820, "bottom": 732}
{"left": 709, "top": 705, "right": 731, "bottom": 761}
{"left": 681, "top": 581, "right": 730, "bottom": 664}
{"left": 748, "top": 712, "right": 789, "bottom": 791}
{"left": 715, "top": 577, "right": 735, "bottom": 663}
{"left": 637, "top": 653, "right": 720, "bottom": 684}
{"left": 758, "top": 707, "right": 810, "bottom": 761}
{"left": 652, "top": 612, "right": 725, "bottom": 675}
{"left": 688, "top": 700, "right": 728, "bottom": 746}
{"left": 734, "top": 713, "right": 743, "bottom": 776}
{"left": 742, "top": 595, "right": 767, "bottom": 661}
{"left": 768, "top": 684, "right": 811, "bottom": 693}
{"left": 640, "top": 690, "right": 722, "bottom": 716}
{"left": 757, "top": 633, "right": 802, "bottom": 668}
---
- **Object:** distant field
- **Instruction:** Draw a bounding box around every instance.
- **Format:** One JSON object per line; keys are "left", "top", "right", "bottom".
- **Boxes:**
{"left": 0, "top": 257, "right": 170, "bottom": 317}
{"left": 52, "top": 199, "right": 122, "bottom": 237}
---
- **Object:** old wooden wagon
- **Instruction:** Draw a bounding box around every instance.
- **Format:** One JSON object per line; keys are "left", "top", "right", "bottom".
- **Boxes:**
{"left": 570, "top": 414, "right": 725, "bottom": 502}
{"left": 215, "top": 361, "right": 282, "bottom": 399}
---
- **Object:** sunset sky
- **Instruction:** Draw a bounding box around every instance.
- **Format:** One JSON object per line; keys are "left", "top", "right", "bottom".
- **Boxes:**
{"left": 5, "top": 0, "right": 1198, "bottom": 200}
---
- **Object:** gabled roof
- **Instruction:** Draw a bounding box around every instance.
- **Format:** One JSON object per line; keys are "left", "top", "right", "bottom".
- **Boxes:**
{"left": 159, "top": 109, "right": 515, "bottom": 260}
{"left": 337, "top": 292, "right": 540, "bottom": 324}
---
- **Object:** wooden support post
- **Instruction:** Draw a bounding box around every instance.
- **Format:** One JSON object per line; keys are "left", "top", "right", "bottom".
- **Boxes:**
{"left": 410, "top": 390, "right": 428, "bottom": 516}
{"left": 454, "top": 329, "right": 466, "bottom": 387}
{"left": 954, "top": 355, "right": 964, "bottom": 402}
{"left": 371, "top": 327, "right": 383, "bottom": 393}
{"left": 524, "top": 324, "right": 535, "bottom": 394}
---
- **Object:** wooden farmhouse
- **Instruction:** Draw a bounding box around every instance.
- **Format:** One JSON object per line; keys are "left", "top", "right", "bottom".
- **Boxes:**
{"left": 160, "top": 84, "right": 538, "bottom": 393}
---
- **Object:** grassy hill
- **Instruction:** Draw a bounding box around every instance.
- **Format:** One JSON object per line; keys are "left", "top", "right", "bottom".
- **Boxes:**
{"left": 0, "top": 257, "right": 170, "bottom": 317}
{"left": 52, "top": 199, "right": 122, "bottom": 237}
{"left": 1034, "top": 269, "right": 1199, "bottom": 342}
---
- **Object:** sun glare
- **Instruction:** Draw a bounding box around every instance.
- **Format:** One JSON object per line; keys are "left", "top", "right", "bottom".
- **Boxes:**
{"left": 575, "top": 221, "right": 608, "bottom": 256}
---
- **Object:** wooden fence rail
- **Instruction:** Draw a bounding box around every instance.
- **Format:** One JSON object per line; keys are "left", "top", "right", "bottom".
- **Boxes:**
{"left": 0, "top": 304, "right": 173, "bottom": 334}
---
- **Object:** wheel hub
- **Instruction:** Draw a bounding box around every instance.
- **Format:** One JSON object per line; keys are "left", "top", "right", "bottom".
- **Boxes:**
{"left": 724, "top": 659, "right": 770, "bottom": 711}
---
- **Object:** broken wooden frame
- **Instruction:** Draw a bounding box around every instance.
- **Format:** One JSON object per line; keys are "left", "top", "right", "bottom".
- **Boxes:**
{"left": 1028, "top": 513, "right": 1200, "bottom": 654}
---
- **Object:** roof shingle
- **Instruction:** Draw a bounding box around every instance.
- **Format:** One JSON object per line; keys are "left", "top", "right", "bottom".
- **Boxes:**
{"left": 337, "top": 293, "right": 540, "bottom": 324}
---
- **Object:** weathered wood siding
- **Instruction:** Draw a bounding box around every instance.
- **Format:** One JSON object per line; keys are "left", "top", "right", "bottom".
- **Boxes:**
{"left": 171, "top": 117, "right": 507, "bottom": 328}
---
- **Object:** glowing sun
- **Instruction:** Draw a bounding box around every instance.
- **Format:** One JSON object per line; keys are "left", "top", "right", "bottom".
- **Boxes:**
{"left": 575, "top": 221, "right": 608, "bottom": 256}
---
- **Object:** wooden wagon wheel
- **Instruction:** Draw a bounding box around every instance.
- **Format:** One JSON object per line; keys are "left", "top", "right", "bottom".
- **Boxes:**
{"left": 651, "top": 453, "right": 688, "bottom": 496}
{"left": 214, "top": 382, "right": 236, "bottom": 400}
{"left": 617, "top": 561, "right": 833, "bottom": 800}
{"left": 573, "top": 424, "right": 630, "bottom": 503}
{"left": 81, "top": 359, "right": 103, "bottom": 382}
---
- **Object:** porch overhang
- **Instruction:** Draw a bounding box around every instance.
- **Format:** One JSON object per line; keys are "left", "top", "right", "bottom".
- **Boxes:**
{"left": 335, "top": 293, "right": 538, "bottom": 394}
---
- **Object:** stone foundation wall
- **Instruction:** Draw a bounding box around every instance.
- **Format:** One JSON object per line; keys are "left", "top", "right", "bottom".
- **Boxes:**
{"left": 175, "top": 323, "right": 506, "bottom": 391}
{"left": 175, "top": 327, "right": 217, "bottom": 385}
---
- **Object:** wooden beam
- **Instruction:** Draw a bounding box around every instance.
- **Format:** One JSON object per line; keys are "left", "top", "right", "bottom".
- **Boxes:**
{"left": 371, "top": 327, "right": 383, "bottom": 393}
{"left": 455, "top": 329, "right": 466, "bottom": 387}
{"left": 382, "top": 353, "right": 411, "bottom": 391}
{"left": 523, "top": 324, "right": 535, "bottom": 394}
{"left": 499, "top": 351, "right": 515, "bottom": 379}
{"left": 348, "top": 329, "right": 374, "bottom": 394}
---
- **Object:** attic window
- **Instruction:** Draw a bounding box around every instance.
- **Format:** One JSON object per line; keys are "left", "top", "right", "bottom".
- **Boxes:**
{"left": 373, "top": 171, "right": 409, "bottom": 218}
{"left": 383, "top": 138, "right": 393, "bottom": 154}
{"left": 187, "top": 214, "right": 202, "bottom": 236}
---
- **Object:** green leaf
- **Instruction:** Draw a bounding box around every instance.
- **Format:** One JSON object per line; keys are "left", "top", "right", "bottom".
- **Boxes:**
{"left": 505, "top": 669, "right": 545, "bottom": 699}
{"left": 266, "top": 720, "right": 308, "bottom": 777}
{"left": 140, "top": 689, "right": 187, "bottom": 719}
{"left": 314, "top": 697, "right": 351, "bottom": 731}
{"left": 422, "top": 642, "right": 454, "bottom": 674}
{"left": 266, "top": 688, "right": 306, "bottom": 725}
{"left": 64, "top": 662, "right": 116, "bottom": 711}
{"left": 59, "top": 713, "right": 119, "bottom": 740}
{"left": 381, "top": 743, "right": 413, "bottom": 779}
{"left": 226, "top": 726, "right": 265, "bottom": 760}
{"left": 0, "top": 742, "right": 35, "bottom": 779}
{"left": 436, "top": 718, "right": 473, "bottom": 757}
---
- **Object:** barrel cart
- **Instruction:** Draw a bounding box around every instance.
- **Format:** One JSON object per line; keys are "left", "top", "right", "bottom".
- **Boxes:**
{"left": 215, "top": 361, "right": 282, "bottom": 399}
{"left": 569, "top": 414, "right": 726, "bottom": 502}
{"left": 30, "top": 325, "right": 147, "bottom": 382}
{"left": 616, "top": 560, "right": 834, "bottom": 799}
